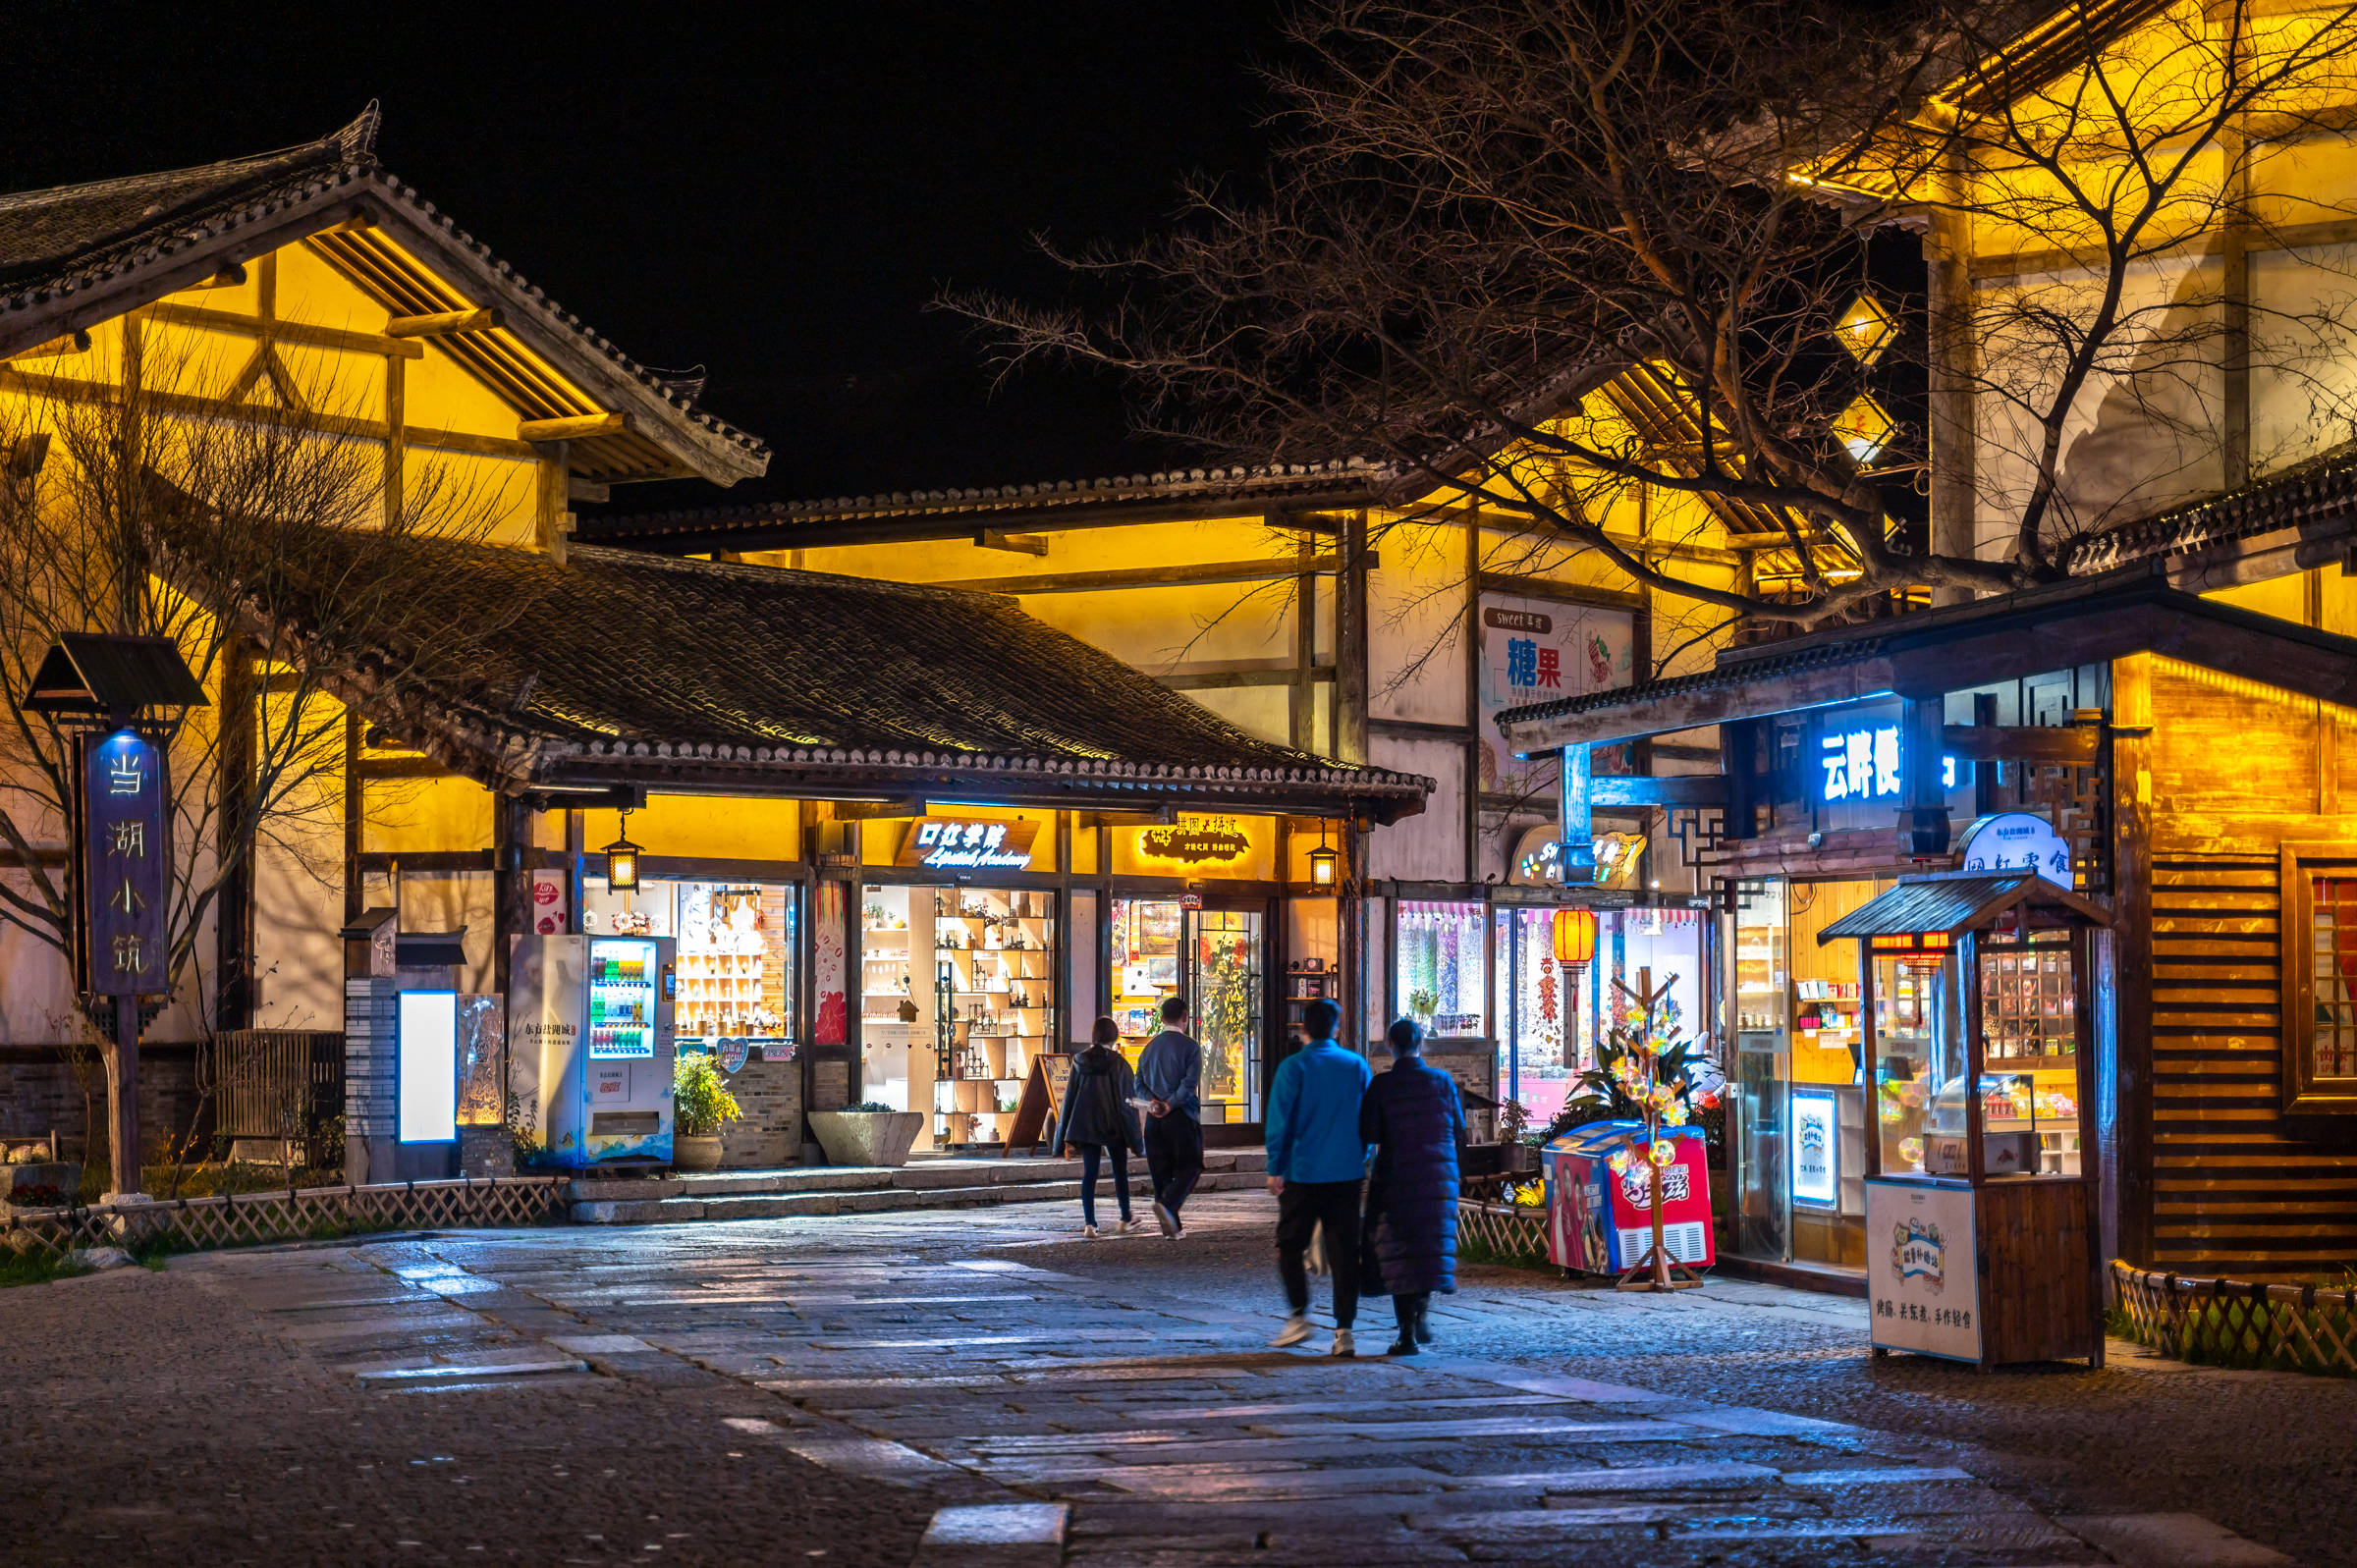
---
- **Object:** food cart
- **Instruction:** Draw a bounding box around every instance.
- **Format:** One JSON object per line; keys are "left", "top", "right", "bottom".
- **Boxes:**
{"left": 1819, "top": 872, "right": 2109, "bottom": 1369}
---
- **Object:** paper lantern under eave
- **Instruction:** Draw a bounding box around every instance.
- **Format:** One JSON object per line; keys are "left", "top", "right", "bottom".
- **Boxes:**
{"left": 1553, "top": 907, "right": 1597, "bottom": 967}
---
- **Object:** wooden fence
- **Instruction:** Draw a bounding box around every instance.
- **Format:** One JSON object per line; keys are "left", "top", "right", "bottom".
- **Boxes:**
{"left": 2111, "top": 1261, "right": 2357, "bottom": 1376}
{"left": 1, "top": 1175, "right": 568, "bottom": 1263}
{"left": 214, "top": 1029, "right": 345, "bottom": 1164}
{"left": 1457, "top": 1171, "right": 1549, "bottom": 1265}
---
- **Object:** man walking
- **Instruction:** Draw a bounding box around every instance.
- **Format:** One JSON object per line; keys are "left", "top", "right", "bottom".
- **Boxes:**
{"left": 1135, "top": 995, "right": 1204, "bottom": 1237}
{"left": 1265, "top": 997, "right": 1371, "bottom": 1356}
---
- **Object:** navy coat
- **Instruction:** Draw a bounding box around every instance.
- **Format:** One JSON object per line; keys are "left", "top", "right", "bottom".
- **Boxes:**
{"left": 1054, "top": 1045, "right": 1139, "bottom": 1154}
{"left": 1357, "top": 1056, "right": 1466, "bottom": 1297}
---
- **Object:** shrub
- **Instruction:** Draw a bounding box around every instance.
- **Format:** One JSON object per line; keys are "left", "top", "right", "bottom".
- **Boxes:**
{"left": 673, "top": 1054, "right": 742, "bottom": 1137}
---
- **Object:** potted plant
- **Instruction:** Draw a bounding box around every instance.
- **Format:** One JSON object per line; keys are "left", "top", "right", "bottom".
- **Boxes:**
{"left": 807, "top": 1100, "right": 924, "bottom": 1168}
{"left": 672, "top": 1054, "right": 742, "bottom": 1172}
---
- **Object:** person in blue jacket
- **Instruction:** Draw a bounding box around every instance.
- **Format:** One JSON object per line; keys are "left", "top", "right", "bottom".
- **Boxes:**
{"left": 1358, "top": 1016, "right": 1466, "bottom": 1355}
{"left": 1264, "top": 997, "right": 1372, "bottom": 1356}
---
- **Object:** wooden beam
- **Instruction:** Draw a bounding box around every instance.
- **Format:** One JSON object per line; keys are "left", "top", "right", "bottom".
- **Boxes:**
{"left": 141, "top": 301, "right": 423, "bottom": 359}
{"left": 2, "top": 330, "right": 89, "bottom": 362}
{"left": 1588, "top": 774, "right": 1729, "bottom": 808}
{"left": 977, "top": 529, "right": 1049, "bottom": 556}
{"left": 1473, "top": 571, "right": 1645, "bottom": 615}
{"left": 189, "top": 262, "right": 247, "bottom": 291}
{"left": 569, "top": 476, "right": 611, "bottom": 505}
{"left": 1370, "top": 716, "right": 1472, "bottom": 741}
{"left": 520, "top": 412, "right": 626, "bottom": 443}
{"left": 1505, "top": 657, "right": 1899, "bottom": 749}
{"left": 0, "top": 364, "right": 539, "bottom": 458}
{"left": 1941, "top": 724, "right": 2101, "bottom": 764}
{"left": 1160, "top": 661, "right": 1336, "bottom": 691}
{"left": 387, "top": 307, "right": 504, "bottom": 339}
{"left": 933, "top": 554, "right": 1372, "bottom": 597}
{"left": 827, "top": 798, "right": 927, "bottom": 820}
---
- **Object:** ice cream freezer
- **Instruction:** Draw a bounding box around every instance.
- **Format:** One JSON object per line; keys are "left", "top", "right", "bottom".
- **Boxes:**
{"left": 510, "top": 933, "right": 677, "bottom": 1169}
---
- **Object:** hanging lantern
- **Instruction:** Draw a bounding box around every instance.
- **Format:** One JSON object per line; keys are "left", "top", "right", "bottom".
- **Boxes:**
{"left": 1552, "top": 906, "right": 1597, "bottom": 968}
{"left": 1308, "top": 821, "right": 1340, "bottom": 889}
{"left": 602, "top": 808, "right": 642, "bottom": 892}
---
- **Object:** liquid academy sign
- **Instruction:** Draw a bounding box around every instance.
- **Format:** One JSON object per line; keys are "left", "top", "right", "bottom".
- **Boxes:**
{"left": 897, "top": 817, "right": 1040, "bottom": 872}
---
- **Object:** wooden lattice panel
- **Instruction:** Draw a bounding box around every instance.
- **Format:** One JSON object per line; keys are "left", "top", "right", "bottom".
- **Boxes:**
{"left": 1, "top": 1176, "right": 568, "bottom": 1264}
{"left": 1456, "top": 1199, "right": 1548, "bottom": 1265}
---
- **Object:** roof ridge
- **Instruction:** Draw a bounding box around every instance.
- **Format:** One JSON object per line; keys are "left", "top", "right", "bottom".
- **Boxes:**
{"left": 566, "top": 543, "right": 1019, "bottom": 606}
{"left": 0, "top": 107, "right": 374, "bottom": 214}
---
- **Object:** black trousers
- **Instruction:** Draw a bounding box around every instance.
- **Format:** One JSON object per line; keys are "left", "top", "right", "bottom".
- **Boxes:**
{"left": 1143, "top": 1108, "right": 1203, "bottom": 1216}
{"left": 1076, "top": 1143, "right": 1131, "bottom": 1227}
{"left": 1275, "top": 1178, "right": 1361, "bottom": 1328}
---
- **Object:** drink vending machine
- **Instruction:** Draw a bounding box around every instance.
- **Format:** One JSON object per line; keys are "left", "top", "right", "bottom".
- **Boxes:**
{"left": 509, "top": 933, "right": 677, "bottom": 1168}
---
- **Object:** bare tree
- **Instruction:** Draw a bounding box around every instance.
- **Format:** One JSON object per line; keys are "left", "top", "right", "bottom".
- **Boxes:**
{"left": 951, "top": 0, "right": 2357, "bottom": 627}
{"left": 0, "top": 324, "right": 520, "bottom": 1185}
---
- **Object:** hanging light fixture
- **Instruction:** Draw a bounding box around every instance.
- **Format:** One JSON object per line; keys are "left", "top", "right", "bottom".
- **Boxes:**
{"left": 1553, "top": 906, "right": 1597, "bottom": 973}
{"left": 1308, "top": 820, "right": 1340, "bottom": 889}
{"left": 602, "top": 808, "right": 642, "bottom": 892}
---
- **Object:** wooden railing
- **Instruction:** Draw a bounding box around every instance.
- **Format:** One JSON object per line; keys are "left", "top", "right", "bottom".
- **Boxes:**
{"left": 2111, "top": 1261, "right": 2357, "bottom": 1376}
{"left": 1457, "top": 1170, "right": 1549, "bottom": 1265}
{"left": 0, "top": 1175, "right": 567, "bottom": 1263}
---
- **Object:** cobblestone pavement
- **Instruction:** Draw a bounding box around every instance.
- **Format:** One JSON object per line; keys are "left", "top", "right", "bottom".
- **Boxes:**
{"left": 4, "top": 1191, "right": 2343, "bottom": 1567}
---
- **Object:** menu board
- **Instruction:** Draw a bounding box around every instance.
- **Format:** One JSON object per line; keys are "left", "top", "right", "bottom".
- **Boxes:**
{"left": 1866, "top": 1178, "right": 1982, "bottom": 1363}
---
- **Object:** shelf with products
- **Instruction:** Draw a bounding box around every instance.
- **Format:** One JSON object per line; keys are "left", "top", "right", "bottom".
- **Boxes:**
{"left": 923, "top": 887, "right": 1059, "bottom": 1148}
{"left": 676, "top": 883, "right": 789, "bottom": 1044}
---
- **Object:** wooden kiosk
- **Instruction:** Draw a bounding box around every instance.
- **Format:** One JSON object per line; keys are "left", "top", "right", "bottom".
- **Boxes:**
{"left": 1821, "top": 872, "right": 2110, "bottom": 1369}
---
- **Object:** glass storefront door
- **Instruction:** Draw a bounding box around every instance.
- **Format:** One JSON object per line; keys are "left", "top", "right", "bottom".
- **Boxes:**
{"left": 1494, "top": 907, "right": 1572, "bottom": 1127}
{"left": 1729, "top": 881, "right": 1790, "bottom": 1261}
{"left": 1189, "top": 907, "right": 1264, "bottom": 1124}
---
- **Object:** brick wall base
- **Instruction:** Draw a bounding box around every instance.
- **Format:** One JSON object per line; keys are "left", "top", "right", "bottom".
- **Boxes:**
{"left": 718, "top": 1052, "right": 803, "bottom": 1168}
{"left": 0, "top": 1047, "right": 205, "bottom": 1165}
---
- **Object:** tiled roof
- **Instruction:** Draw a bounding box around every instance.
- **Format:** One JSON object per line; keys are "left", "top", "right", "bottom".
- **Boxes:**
{"left": 0, "top": 108, "right": 767, "bottom": 478}
{"left": 2064, "top": 442, "right": 2357, "bottom": 573}
{"left": 211, "top": 533, "right": 1429, "bottom": 818}
{"left": 577, "top": 459, "right": 1389, "bottom": 547}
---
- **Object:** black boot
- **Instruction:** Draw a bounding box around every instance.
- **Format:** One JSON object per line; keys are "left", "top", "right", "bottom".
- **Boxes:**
{"left": 1387, "top": 1297, "right": 1421, "bottom": 1356}
{"left": 1414, "top": 1298, "right": 1435, "bottom": 1346}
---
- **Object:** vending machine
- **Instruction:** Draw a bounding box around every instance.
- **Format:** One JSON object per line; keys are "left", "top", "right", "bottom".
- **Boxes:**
{"left": 509, "top": 933, "right": 677, "bottom": 1168}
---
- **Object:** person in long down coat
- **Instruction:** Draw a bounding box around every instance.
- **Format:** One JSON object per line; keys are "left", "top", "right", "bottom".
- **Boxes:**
{"left": 1357, "top": 1016, "right": 1466, "bottom": 1355}
{"left": 1056, "top": 1016, "right": 1144, "bottom": 1237}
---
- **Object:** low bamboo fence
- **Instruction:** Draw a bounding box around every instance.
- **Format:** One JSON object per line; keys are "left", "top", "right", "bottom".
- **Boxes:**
{"left": 1457, "top": 1170, "right": 1549, "bottom": 1265}
{"left": 2111, "top": 1261, "right": 2357, "bottom": 1376}
{"left": 1, "top": 1175, "right": 569, "bottom": 1263}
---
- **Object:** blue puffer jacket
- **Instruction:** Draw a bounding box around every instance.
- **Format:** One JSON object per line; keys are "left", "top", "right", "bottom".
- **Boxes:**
{"left": 1357, "top": 1056, "right": 1465, "bottom": 1297}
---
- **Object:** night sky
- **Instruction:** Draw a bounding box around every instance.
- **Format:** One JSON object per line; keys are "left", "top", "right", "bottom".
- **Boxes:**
{"left": 3, "top": 2, "right": 1290, "bottom": 508}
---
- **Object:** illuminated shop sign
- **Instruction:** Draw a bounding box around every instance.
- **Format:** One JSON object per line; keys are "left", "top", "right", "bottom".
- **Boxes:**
{"left": 896, "top": 817, "right": 1039, "bottom": 871}
{"left": 1791, "top": 1088, "right": 1838, "bottom": 1207}
{"left": 1819, "top": 725, "right": 1958, "bottom": 803}
{"left": 1510, "top": 827, "right": 1645, "bottom": 888}
{"left": 1136, "top": 817, "right": 1253, "bottom": 867}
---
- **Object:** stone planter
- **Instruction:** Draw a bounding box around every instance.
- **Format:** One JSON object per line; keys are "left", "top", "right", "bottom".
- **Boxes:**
{"left": 674, "top": 1133, "right": 725, "bottom": 1171}
{"left": 807, "top": 1110, "right": 923, "bottom": 1168}
{"left": 0, "top": 1162, "right": 82, "bottom": 1213}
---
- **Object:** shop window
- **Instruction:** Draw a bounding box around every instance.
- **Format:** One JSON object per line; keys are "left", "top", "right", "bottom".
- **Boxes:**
{"left": 2284, "top": 849, "right": 2357, "bottom": 1112}
{"left": 1396, "top": 900, "right": 1487, "bottom": 1039}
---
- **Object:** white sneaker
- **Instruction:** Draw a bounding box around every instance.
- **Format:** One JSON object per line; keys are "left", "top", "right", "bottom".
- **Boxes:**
{"left": 1153, "top": 1201, "right": 1178, "bottom": 1237}
{"left": 1330, "top": 1326, "right": 1355, "bottom": 1358}
{"left": 1120, "top": 1217, "right": 1146, "bottom": 1233}
{"left": 1082, "top": 1223, "right": 1099, "bottom": 1238}
{"left": 1271, "top": 1315, "right": 1312, "bottom": 1348}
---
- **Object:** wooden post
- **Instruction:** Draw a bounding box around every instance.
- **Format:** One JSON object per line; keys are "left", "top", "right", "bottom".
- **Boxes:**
{"left": 343, "top": 710, "right": 363, "bottom": 923}
{"left": 1336, "top": 509, "right": 1370, "bottom": 764}
{"left": 491, "top": 793, "right": 529, "bottom": 1000}
{"left": 2109, "top": 654, "right": 2157, "bottom": 1267}
{"left": 105, "top": 998, "right": 140, "bottom": 1198}
{"left": 1559, "top": 743, "right": 1595, "bottom": 877}
{"left": 1900, "top": 696, "right": 1951, "bottom": 857}
{"left": 216, "top": 642, "right": 257, "bottom": 1031}
{"left": 1924, "top": 180, "right": 1977, "bottom": 602}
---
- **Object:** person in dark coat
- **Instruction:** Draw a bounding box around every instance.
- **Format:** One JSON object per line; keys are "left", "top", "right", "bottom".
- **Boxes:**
{"left": 1056, "top": 1016, "right": 1143, "bottom": 1236}
{"left": 1357, "top": 1016, "right": 1465, "bottom": 1355}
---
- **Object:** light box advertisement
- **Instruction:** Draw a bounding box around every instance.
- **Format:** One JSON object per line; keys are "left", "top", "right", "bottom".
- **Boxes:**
{"left": 1791, "top": 1088, "right": 1839, "bottom": 1207}
{"left": 1866, "top": 1178, "right": 1982, "bottom": 1363}
{"left": 397, "top": 990, "right": 460, "bottom": 1144}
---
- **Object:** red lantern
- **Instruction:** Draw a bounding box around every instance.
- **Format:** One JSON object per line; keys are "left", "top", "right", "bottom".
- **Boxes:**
{"left": 1553, "top": 907, "right": 1597, "bottom": 968}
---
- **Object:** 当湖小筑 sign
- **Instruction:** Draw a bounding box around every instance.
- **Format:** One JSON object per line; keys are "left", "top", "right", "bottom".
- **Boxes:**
{"left": 896, "top": 817, "right": 1039, "bottom": 871}
{"left": 83, "top": 728, "right": 168, "bottom": 997}
{"left": 1135, "top": 817, "right": 1253, "bottom": 868}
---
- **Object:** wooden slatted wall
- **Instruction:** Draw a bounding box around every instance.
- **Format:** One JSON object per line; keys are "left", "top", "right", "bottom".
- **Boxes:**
{"left": 2146, "top": 657, "right": 2357, "bottom": 1281}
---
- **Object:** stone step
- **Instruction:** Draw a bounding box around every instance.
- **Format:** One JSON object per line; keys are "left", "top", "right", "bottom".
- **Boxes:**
{"left": 571, "top": 1166, "right": 1265, "bottom": 1226}
{"left": 567, "top": 1147, "right": 1263, "bottom": 1205}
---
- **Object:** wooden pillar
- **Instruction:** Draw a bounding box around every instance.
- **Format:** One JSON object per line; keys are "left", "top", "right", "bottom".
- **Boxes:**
{"left": 216, "top": 642, "right": 258, "bottom": 1031}
{"left": 1723, "top": 719, "right": 1761, "bottom": 841}
{"left": 2108, "top": 654, "right": 2157, "bottom": 1267}
{"left": 1283, "top": 516, "right": 1318, "bottom": 752}
{"left": 1558, "top": 743, "right": 1596, "bottom": 877}
{"left": 383, "top": 354, "right": 406, "bottom": 529}
{"left": 491, "top": 792, "right": 530, "bottom": 1000}
{"left": 342, "top": 710, "right": 363, "bottom": 922}
{"left": 536, "top": 442, "right": 571, "bottom": 562}
{"left": 564, "top": 808, "right": 586, "bottom": 935}
{"left": 1899, "top": 696, "right": 1951, "bottom": 857}
{"left": 1335, "top": 509, "right": 1370, "bottom": 765}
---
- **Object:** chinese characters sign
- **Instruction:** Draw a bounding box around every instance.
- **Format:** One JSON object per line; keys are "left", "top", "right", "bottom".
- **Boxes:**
{"left": 1818, "top": 723, "right": 1958, "bottom": 802}
{"left": 1865, "top": 1178, "right": 1982, "bottom": 1362}
{"left": 82, "top": 728, "right": 167, "bottom": 996}
{"left": 1134, "top": 815, "right": 1255, "bottom": 869}
{"left": 1791, "top": 1088, "right": 1839, "bottom": 1207}
{"left": 895, "top": 817, "right": 1040, "bottom": 871}
{"left": 1957, "top": 811, "right": 2073, "bottom": 881}
{"left": 1477, "top": 594, "right": 1633, "bottom": 794}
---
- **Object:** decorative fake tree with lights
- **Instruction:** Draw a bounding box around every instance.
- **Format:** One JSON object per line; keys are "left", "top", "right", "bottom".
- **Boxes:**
{"left": 1567, "top": 967, "right": 1720, "bottom": 1291}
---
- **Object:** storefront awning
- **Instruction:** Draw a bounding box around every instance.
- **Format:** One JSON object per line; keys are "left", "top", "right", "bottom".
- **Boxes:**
{"left": 1816, "top": 874, "right": 2110, "bottom": 946}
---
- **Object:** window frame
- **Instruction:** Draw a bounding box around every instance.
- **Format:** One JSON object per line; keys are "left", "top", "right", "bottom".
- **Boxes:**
{"left": 2277, "top": 846, "right": 2357, "bottom": 1114}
